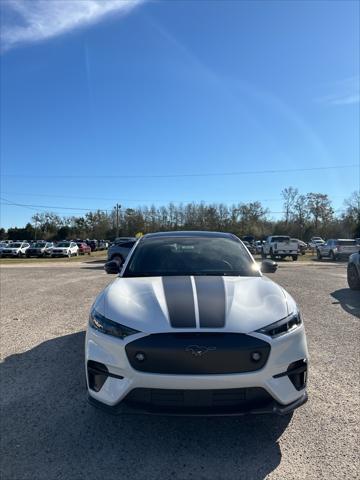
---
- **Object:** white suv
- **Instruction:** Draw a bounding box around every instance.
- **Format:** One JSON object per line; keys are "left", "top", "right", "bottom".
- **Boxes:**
{"left": 51, "top": 241, "right": 79, "bottom": 258}
{"left": 1, "top": 241, "right": 30, "bottom": 257}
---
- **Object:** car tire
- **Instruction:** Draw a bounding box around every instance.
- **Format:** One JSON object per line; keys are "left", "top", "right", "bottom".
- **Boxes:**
{"left": 329, "top": 250, "right": 336, "bottom": 261}
{"left": 292, "top": 255, "right": 298, "bottom": 261}
{"left": 111, "top": 254, "right": 124, "bottom": 264}
{"left": 347, "top": 264, "right": 360, "bottom": 290}
{"left": 17, "top": 252, "right": 21, "bottom": 258}
{"left": 317, "top": 249, "right": 322, "bottom": 260}
{"left": 270, "top": 249, "right": 275, "bottom": 260}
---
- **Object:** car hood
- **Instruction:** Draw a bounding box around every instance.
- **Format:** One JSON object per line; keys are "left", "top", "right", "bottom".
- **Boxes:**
{"left": 94, "top": 275, "right": 296, "bottom": 334}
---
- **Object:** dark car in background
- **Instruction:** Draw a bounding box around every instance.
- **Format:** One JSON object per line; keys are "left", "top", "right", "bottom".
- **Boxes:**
{"left": 86, "top": 240, "right": 98, "bottom": 251}
{"left": 242, "top": 240, "right": 256, "bottom": 255}
{"left": 26, "top": 241, "right": 54, "bottom": 257}
{"left": 107, "top": 237, "right": 136, "bottom": 263}
{"left": 347, "top": 252, "right": 360, "bottom": 290}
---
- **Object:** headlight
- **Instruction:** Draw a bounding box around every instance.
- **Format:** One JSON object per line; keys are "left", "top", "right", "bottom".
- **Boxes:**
{"left": 255, "top": 311, "right": 302, "bottom": 338}
{"left": 89, "top": 309, "right": 140, "bottom": 339}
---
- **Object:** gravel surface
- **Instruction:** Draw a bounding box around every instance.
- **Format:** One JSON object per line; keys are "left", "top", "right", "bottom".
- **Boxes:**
{"left": 0, "top": 260, "right": 359, "bottom": 480}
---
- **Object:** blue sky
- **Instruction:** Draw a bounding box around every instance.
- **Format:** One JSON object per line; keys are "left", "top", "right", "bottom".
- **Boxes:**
{"left": 0, "top": 0, "right": 359, "bottom": 229}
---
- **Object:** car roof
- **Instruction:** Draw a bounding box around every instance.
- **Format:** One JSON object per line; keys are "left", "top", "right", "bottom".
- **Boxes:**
{"left": 141, "top": 231, "right": 238, "bottom": 240}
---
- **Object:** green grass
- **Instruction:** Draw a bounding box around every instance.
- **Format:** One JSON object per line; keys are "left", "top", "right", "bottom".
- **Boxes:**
{"left": 253, "top": 251, "right": 316, "bottom": 262}
{"left": 0, "top": 250, "right": 107, "bottom": 264}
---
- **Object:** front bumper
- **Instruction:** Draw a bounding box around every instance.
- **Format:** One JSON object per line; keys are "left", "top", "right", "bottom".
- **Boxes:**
{"left": 88, "top": 389, "right": 307, "bottom": 416}
{"left": 86, "top": 326, "right": 309, "bottom": 415}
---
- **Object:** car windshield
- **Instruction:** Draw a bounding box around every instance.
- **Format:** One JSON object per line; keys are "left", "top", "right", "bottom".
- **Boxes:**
{"left": 123, "top": 236, "right": 259, "bottom": 277}
{"left": 56, "top": 242, "right": 70, "bottom": 247}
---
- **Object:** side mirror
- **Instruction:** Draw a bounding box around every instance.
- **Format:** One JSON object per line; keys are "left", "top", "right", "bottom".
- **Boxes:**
{"left": 104, "top": 260, "right": 121, "bottom": 274}
{"left": 261, "top": 259, "right": 278, "bottom": 273}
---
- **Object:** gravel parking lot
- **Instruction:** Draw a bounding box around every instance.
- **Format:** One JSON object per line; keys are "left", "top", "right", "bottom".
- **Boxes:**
{"left": 1, "top": 260, "right": 359, "bottom": 480}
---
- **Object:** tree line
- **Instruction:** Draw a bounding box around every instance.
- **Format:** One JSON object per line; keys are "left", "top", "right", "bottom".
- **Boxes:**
{"left": 1, "top": 189, "right": 359, "bottom": 242}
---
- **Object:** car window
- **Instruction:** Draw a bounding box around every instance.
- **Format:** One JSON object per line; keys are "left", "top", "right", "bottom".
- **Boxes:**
{"left": 338, "top": 240, "right": 356, "bottom": 246}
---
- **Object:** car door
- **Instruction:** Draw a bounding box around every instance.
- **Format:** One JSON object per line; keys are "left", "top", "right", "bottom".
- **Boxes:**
{"left": 324, "top": 240, "right": 332, "bottom": 256}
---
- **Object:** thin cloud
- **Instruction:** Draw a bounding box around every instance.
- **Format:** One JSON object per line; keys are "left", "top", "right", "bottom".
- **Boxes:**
{"left": 316, "top": 76, "right": 360, "bottom": 106}
{"left": 0, "top": 0, "right": 143, "bottom": 51}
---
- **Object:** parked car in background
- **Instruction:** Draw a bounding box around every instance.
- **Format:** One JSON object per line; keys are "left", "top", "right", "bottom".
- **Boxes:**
{"left": 1, "top": 241, "right": 30, "bottom": 257}
{"left": 255, "top": 240, "right": 264, "bottom": 254}
{"left": 76, "top": 242, "right": 91, "bottom": 255}
{"left": 97, "top": 240, "right": 108, "bottom": 251}
{"left": 347, "top": 252, "right": 360, "bottom": 290}
{"left": 262, "top": 236, "right": 298, "bottom": 261}
{"left": 291, "top": 239, "right": 307, "bottom": 255}
{"left": 107, "top": 237, "right": 136, "bottom": 263}
{"left": 242, "top": 235, "right": 255, "bottom": 246}
{"left": 86, "top": 240, "right": 98, "bottom": 251}
{"left": 26, "top": 241, "right": 54, "bottom": 257}
{"left": 309, "top": 237, "right": 325, "bottom": 249}
{"left": 317, "top": 239, "right": 358, "bottom": 261}
{"left": 242, "top": 240, "right": 256, "bottom": 255}
{"left": 51, "top": 241, "right": 79, "bottom": 258}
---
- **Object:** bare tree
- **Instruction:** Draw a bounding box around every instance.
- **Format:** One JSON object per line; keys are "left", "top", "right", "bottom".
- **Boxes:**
{"left": 281, "top": 187, "right": 299, "bottom": 224}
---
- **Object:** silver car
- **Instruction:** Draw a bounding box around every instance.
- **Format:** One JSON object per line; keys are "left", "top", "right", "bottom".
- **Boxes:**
{"left": 317, "top": 239, "right": 358, "bottom": 261}
{"left": 347, "top": 252, "right": 360, "bottom": 290}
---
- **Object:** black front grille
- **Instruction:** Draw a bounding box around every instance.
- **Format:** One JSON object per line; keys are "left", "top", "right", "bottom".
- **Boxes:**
{"left": 125, "top": 333, "right": 270, "bottom": 374}
{"left": 124, "top": 387, "right": 274, "bottom": 414}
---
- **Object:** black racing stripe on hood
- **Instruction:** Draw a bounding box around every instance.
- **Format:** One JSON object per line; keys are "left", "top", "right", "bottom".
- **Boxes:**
{"left": 162, "top": 276, "right": 196, "bottom": 328}
{"left": 195, "top": 276, "right": 226, "bottom": 328}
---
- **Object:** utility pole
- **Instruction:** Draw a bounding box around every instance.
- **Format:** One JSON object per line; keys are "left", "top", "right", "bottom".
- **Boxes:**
{"left": 114, "top": 203, "right": 121, "bottom": 238}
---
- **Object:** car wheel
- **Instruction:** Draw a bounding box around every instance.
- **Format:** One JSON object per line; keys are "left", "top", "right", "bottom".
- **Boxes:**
{"left": 111, "top": 254, "right": 124, "bottom": 264}
{"left": 292, "top": 255, "right": 298, "bottom": 261}
{"left": 17, "top": 252, "right": 21, "bottom": 258}
{"left": 317, "top": 249, "right": 322, "bottom": 260}
{"left": 329, "top": 250, "right": 335, "bottom": 261}
{"left": 270, "top": 249, "right": 275, "bottom": 260}
{"left": 347, "top": 264, "right": 360, "bottom": 290}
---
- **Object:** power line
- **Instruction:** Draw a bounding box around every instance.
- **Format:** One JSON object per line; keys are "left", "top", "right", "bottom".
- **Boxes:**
{"left": 0, "top": 191, "right": 285, "bottom": 203}
{"left": 0, "top": 197, "right": 112, "bottom": 213}
{"left": 1, "top": 164, "right": 358, "bottom": 179}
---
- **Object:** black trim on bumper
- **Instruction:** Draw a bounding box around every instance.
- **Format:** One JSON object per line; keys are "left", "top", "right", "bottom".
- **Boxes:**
{"left": 125, "top": 333, "right": 271, "bottom": 375}
{"left": 87, "top": 391, "right": 308, "bottom": 417}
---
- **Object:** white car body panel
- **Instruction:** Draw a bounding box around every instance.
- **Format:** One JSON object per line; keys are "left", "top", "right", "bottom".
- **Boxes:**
{"left": 97, "top": 276, "right": 293, "bottom": 334}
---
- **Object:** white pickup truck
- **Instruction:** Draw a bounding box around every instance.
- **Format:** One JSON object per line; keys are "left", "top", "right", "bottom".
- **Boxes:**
{"left": 261, "top": 236, "right": 299, "bottom": 261}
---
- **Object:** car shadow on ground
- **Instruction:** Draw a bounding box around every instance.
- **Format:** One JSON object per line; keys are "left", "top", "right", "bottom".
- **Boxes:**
{"left": 81, "top": 259, "right": 107, "bottom": 270}
{"left": 1, "top": 332, "right": 292, "bottom": 480}
{"left": 331, "top": 288, "right": 360, "bottom": 318}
